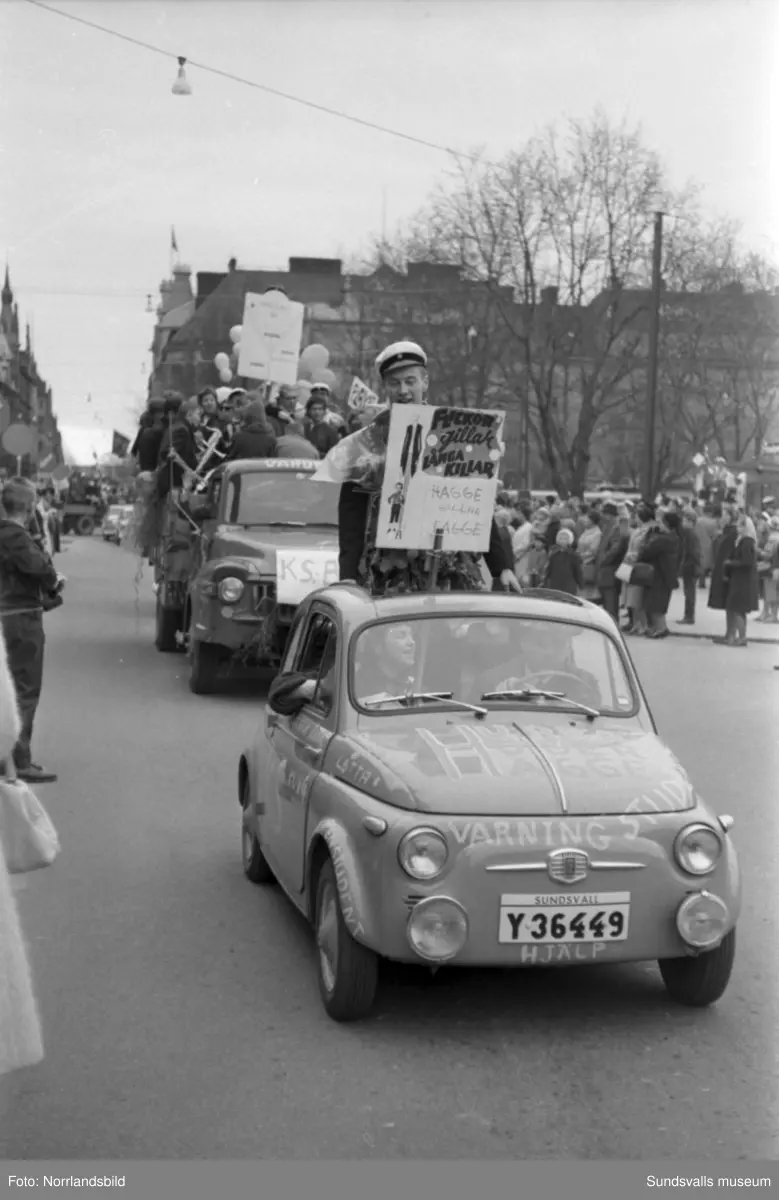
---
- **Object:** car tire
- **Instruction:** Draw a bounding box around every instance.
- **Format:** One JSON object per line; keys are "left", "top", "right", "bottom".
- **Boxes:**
{"left": 76, "top": 515, "right": 95, "bottom": 536}
{"left": 241, "top": 779, "right": 275, "bottom": 885}
{"left": 659, "top": 928, "right": 736, "bottom": 1007}
{"left": 189, "top": 638, "right": 223, "bottom": 694}
{"left": 314, "top": 858, "right": 378, "bottom": 1023}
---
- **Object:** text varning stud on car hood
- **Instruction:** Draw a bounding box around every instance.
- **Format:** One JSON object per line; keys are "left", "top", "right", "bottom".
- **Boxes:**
{"left": 344, "top": 719, "right": 696, "bottom": 816}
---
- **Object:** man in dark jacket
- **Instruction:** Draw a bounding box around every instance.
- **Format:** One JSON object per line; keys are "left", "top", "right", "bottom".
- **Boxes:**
{"left": 338, "top": 341, "right": 520, "bottom": 592}
{"left": 226, "top": 401, "right": 278, "bottom": 460}
{"left": 594, "top": 501, "right": 629, "bottom": 621}
{"left": 275, "top": 421, "right": 319, "bottom": 460}
{"left": 304, "top": 387, "right": 342, "bottom": 458}
{"left": 132, "top": 400, "right": 167, "bottom": 472}
{"left": 158, "top": 397, "right": 202, "bottom": 498}
{"left": 0, "top": 478, "right": 61, "bottom": 782}
{"left": 677, "top": 509, "right": 702, "bottom": 625}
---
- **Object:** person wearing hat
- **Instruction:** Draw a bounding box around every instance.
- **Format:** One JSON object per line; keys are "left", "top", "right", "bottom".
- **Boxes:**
{"left": 594, "top": 501, "right": 629, "bottom": 621}
{"left": 336, "top": 340, "right": 520, "bottom": 594}
{"left": 304, "top": 386, "right": 342, "bottom": 458}
{"left": 225, "top": 399, "right": 277, "bottom": 461}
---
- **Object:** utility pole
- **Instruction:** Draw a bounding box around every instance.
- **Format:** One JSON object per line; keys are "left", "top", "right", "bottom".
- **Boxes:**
{"left": 642, "top": 210, "right": 664, "bottom": 499}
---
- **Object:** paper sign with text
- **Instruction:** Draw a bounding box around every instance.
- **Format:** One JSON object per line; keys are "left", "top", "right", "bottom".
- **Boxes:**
{"left": 275, "top": 548, "right": 340, "bottom": 604}
{"left": 375, "top": 404, "right": 505, "bottom": 553}
{"left": 237, "top": 292, "right": 305, "bottom": 385}
{"left": 347, "top": 377, "right": 384, "bottom": 413}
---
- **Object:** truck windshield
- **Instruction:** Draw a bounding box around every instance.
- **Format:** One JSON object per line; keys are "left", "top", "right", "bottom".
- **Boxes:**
{"left": 226, "top": 471, "right": 339, "bottom": 526}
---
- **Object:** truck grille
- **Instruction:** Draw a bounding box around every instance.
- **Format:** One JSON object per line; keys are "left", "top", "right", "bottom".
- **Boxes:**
{"left": 253, "top": 582, "right": 296, "bottom": 623}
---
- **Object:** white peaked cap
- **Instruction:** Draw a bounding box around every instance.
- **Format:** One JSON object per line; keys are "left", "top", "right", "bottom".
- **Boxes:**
{"left": 375, "top": 340, "right": 428, "bottom": 378}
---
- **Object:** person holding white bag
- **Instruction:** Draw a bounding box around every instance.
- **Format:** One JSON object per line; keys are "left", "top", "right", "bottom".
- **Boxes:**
{"left": 0, "top": 625, "right": 45, "bottom": 1077}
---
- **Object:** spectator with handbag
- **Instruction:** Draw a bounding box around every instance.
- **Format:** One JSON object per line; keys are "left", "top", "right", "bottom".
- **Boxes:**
{"left": 0, "top": 624, "right": 45, "bottom": 1077}
{"left": 577, "top": 509, "right": 603, "bottom": 601}
{"left": 677, "top": 508, "right": 702, "bottom": 626}
{"left": 622, "top": 501, "right": 656, "bottom": 635}
{"left": 0, "top": 478, "right": 61, "bottom": 784}
{"left": 594, "top": 502, "right": 628, "bottom": 621}
{"left": 638, "top": 509, "right": 682, "bottom": 639}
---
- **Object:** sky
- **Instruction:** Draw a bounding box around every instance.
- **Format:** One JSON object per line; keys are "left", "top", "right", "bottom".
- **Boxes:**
{"left": 1, "top": 0, "right": 777, "bottom": 464}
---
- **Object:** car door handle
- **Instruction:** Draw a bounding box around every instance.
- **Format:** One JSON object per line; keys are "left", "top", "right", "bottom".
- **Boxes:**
{"left": 298, "top": 743, "right": 323, "bottom": 767}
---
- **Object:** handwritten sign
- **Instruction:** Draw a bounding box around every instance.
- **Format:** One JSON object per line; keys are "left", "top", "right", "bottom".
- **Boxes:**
{"left": 347, "top": 377, "right": 385, "bottom": 413}
{"left": 237, "top": 291, "right": 305, "bottom": 385}
{"left": 375, "top": 403, "right": 505, "bottom": 552}
{"left": 275, "top": 548, "right": 340, "bottom": 604}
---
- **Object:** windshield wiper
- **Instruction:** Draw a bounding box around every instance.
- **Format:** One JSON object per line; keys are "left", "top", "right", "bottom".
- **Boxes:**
{"left": 480, "top": 688, "right": 599, "bottom": 721}
{"left": 363, "top": 690, "right": 488, "bottom": 719}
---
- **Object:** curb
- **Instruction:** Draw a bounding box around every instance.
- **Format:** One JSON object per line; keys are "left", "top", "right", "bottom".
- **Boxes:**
{"left": 668, "top": 630, "right": 779, "bottom": 645}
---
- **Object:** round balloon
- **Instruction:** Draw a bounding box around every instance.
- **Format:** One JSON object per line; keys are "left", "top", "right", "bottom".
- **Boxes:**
{"left": 229, "top": 325, "right": 243, "bottom": 344}
{"left": 311, "top": 368, "right": 337, "bottom": 388}
{"left": 219, "top": 367, "right": 233, "bottom": 383}
{"left": 297, "top": 363, "right": 313, "bottom": 381}
{"left": 299, "top": 343, "right": 329, "bottom": 370}
{"left": 214, "top": 352, "right": 230, "bottom": 372}
{"left": 51, "top": 464, "right": 71, "bottom": 482}
{"left": 2, "top": 423, "right": 37, "bottom": 456}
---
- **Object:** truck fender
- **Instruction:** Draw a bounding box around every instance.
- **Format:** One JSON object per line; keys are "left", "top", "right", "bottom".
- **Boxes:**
{"left": 306, "top": 818, "right": 372, "bottom": 944}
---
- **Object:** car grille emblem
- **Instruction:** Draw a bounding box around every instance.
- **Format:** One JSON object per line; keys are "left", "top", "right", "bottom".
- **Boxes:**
{"left": 547, "top": 848, "right": 589, "bottom": 885}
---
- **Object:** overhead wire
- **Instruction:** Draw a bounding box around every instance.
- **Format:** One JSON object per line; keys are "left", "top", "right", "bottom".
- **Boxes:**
{"left": 24, "top": 0, "right": 478, "bottom": 163}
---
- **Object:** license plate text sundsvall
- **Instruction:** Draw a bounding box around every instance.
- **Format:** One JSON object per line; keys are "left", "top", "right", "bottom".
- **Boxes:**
{"left": 498, "top": 892, "right": 631, "bottom": 945}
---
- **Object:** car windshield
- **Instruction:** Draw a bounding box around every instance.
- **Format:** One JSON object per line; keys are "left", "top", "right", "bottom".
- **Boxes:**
{"left": 225, "top": 472, "right": 339, "bottom": 527}
{"left": 350, "top": 615, "right": 637, "bottom": 716}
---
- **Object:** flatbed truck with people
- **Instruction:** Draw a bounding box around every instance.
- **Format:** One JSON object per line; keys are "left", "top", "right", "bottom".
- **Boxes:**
{"left": 152, "top": 457, "right": 340, "bottom": 694}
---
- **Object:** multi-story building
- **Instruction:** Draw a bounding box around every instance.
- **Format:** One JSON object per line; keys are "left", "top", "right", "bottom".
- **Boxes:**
{"left": 0, "top": 268, "right": 63, "bottom": 476}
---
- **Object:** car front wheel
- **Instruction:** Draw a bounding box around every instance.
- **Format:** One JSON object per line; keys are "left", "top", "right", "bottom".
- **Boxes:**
{"left": 241, "top": 779, "right": 275, "bottom": 885}
{"left": 315, "top": 859, "right": 378, "bottom": 1022}
{"left": 659, "top": 929, "right": 736, "bottom": 1007}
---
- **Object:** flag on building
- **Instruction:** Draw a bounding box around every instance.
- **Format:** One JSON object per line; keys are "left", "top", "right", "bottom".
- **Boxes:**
{"left": 112, "top": 430, "right": 131, "bottom": 458}
{"left": 171, "top": 226, "right": 178, "bottom": 254}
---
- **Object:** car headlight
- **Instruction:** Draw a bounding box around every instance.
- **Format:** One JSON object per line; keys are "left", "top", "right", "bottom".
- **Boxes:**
{"left": 398, "top": 827, "right": 448, "bottom": 880}
{"left": 675, "top": 891, "right": 730, "bottom": 949}
{"left": 218, "top": 576, "right": 244, "bottom": 603}
{"left": 407, "top": 896, "right": 468, "bottom": 962}
{"left": 674, "top": 823, "right": 723, "bottom": 876}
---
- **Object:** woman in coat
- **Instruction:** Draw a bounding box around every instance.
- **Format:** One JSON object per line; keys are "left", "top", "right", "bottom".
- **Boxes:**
{"left": 707, "top": 507, "right": 739, "bottom": 642}
{"left": 622, "top": 501, "right": 656, "bottom": 635}
{"left": 637, "top": 510, "right": 681, "bottom": 638}
{"left": 0, "top": 626, "right": 45, "bottom": 1077}
{"left": 713, "top": 512, "right": 759, "bottom": 647}
{"left": 226, "top": 401, "right": 278, "bottom": 461}
{"left": 577, "top": 509, "right": 603, "bottom": 601}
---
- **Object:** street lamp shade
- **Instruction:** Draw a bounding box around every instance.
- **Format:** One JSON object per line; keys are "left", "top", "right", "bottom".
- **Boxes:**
{"left": 172, "top": 57, "right": 192, "bottom": 96}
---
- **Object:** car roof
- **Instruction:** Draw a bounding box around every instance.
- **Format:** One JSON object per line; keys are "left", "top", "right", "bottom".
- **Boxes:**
{"left": 221, "top": 458, "right": 319, "bottom": 476}
{"left": 312, "top": 584, "right": 617, "bottom": 635}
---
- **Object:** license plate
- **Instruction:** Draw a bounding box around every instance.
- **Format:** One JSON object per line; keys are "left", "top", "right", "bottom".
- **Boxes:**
{"left": 498, "top": 892, "right": 630, "bottom": 944}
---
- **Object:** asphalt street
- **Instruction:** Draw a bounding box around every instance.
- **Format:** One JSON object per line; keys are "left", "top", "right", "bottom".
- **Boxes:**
{"left": 1, "top": 536, "right": 777, "bottom": 1160}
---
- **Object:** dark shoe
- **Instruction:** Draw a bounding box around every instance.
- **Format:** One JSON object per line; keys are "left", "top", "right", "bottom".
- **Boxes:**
{"left": 676, "top": 618, "right": 695, "bottom": 625}
{"left": 16, "top": 763, "right": 58, "bottom": 783}
{"left": 646, "top": 629, "right": 669, "bottom": 639}
{"left": 712, "top": 637, "right": 735, "bottom": 645}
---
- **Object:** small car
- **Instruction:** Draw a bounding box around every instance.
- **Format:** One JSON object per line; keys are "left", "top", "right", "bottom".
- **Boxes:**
{"left": 102, "top": 504, "right": 134, "bottom": 544}
{"left": 238, "top": 586, "right": 740, "bottom": 1022}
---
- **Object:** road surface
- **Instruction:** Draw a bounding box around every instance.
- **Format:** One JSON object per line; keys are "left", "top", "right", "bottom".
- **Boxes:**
{"left": 1, "top": 537, "right": 776, "bottom": 1160}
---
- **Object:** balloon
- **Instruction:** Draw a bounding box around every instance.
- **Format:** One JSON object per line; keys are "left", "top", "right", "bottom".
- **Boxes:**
{"left": 51, "top": 464, "right": 71, "bottom": 482}
{"left": 1, "top": 423, "right": 37, "bottom": 456}
{"left": 229, "top": 325, "right": 243, "bottom": 344}
{"left": 299, "top": 343, "right": 329, "bottom": 370}
{"left": 219, "top": 367, "right": 233, "bottom": 383}
{"left": 214, "top": 352, "right": 230, "bottom": 372}
{"left": 311, "top": 368, "right": 337, "bottom": 388}
{"left": 297, "top": 363, "right": 313, "bottom": 381}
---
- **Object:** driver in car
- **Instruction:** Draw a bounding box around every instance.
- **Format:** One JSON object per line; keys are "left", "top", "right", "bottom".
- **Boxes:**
{"left": 354, "top": 623, "right": 417, "bottom": 709}
{"left": 475, "top": 622, "right": 602, "bottom": 709}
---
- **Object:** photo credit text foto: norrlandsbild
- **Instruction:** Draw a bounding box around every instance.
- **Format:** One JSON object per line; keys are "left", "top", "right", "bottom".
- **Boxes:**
{"left": 8, "top": 1176, "right": 127, "bottom": 1188}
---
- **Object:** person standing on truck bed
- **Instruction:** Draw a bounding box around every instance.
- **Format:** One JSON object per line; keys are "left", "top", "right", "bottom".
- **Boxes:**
{"left": 304, "top": 386, "right": 342, "bottom": 458}
{"left": 132, "top": 399, "right": 167, "bottom": 473}
{"left": 225, "top": 400, "right": 277, "bottom": 460}
{"left": 158, "top": 397, "right": 202, "bottom": 498}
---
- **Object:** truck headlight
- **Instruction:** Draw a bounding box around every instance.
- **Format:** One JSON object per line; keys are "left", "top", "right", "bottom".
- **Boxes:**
{"left": 218, "top": 577, "right": 244, "bottom": 603}
{"left": 398, "top": 827, "right": 448, "bottom": 881}
{"left": 407, "top": 896, "right": 468, "bottom": 962}
{"left": 674, "top": 823, "right": 723, "bottom": 876}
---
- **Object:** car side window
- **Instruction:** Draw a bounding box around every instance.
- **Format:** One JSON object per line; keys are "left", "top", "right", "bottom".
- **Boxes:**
{"left": 279, "top": 608, "right": 308, "bottom": 674}
{"left": 295, "top": 613, "right": 338, "bottom": 716}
